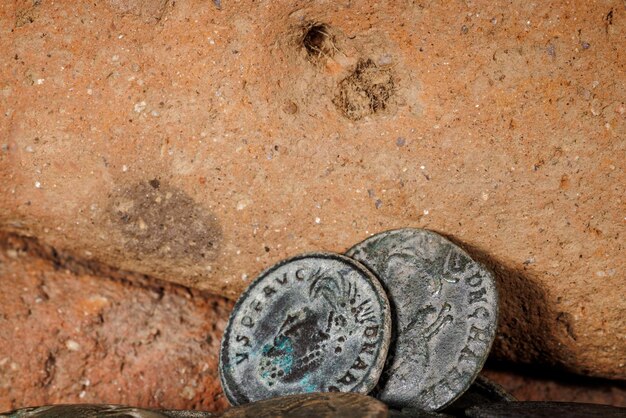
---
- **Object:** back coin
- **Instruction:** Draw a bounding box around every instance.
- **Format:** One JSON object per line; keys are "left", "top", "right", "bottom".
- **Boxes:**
{"left": 347, "top": 229, "right": 498, "bottom": 411}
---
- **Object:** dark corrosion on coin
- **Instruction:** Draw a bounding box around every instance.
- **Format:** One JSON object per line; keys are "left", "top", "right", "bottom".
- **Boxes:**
{"left": 347, "top": 229, "right": 498, "bottom": 411}
{"left": 221, "top": 392, "right": 389, "bottom": 418}
{"left": 219, "top": 253, "right": 392, "bottom": 405}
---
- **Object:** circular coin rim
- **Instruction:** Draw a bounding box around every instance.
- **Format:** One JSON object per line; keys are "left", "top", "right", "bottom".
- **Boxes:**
{"left": 219, "top": 251, "right": 393, "bottom": 406}
{"left": 346, "top": 228, "right": 499, "bottom": 411}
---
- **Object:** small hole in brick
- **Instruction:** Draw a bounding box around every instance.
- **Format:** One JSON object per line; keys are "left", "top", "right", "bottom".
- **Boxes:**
{"left": 302, "top": 24, "right": 335, "bottom": 59}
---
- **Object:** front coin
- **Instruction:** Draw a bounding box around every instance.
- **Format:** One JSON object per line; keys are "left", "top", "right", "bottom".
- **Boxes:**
{"left": 219, "top": 253, "right": 392, "bottom": 405}
{"left": 347, "top": 229, "right": 498, "bottom": 411}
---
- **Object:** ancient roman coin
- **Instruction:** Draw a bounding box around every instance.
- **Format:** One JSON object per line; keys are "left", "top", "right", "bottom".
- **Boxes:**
{"left": 465, "top": 401, "right": 626, "bottom": 418}
{"left": 219, "top": 253, "right": 392, "bottom": 405}
{"left": 346, "top": 229, "right": 498, "bottom": 411}
{"left": 220, "top": 392, "right": 388, "bottom": 418}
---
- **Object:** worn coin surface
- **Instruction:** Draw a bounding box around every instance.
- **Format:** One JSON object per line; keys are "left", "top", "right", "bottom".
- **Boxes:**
{"left": 219, "top": 253, "right": 392, "bottom": 405}
{"left": 465, "top": 401, "right": 626, "bottom": 418}
{"left": 347, "top": 229, "right": 498, "bottom": 411}
{"left": 221, "top": 392, "right": 388, "bottom": 418}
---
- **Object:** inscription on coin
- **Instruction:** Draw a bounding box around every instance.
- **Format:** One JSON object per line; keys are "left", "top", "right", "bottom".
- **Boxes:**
{"left": 219, "top": 253, "right": 392, "bottom": 405}
{"left": 347, "top": 229, "right": 498, "bottom": 411}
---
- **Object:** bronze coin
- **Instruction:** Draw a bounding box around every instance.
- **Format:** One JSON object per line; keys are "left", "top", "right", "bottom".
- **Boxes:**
{"left": 347, "top": 229, "right": 498, "bottom": 411}
{"left": 219, "top": 253, "right": 392, "bottom": 405}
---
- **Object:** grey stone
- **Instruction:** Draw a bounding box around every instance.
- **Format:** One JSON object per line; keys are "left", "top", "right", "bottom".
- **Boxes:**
{"left": 0, "top": 405, "right": 216, "bottom": 418}
{"left": 219, "top": 253, "right": 392, "bottom": 405}
{"left": 465, "top": 401, "right": 626, "bottom": 418}
{"left": 346, "top": 229, "right": 498, "bottom": 411}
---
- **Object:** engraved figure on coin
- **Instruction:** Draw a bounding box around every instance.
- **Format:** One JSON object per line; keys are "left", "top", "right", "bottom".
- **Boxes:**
{"left": 257, "top": 268, "right": 374, "bottom": 388}
{"left": 386, "top": 245, "right": 471, "bottom": 296}
{"left": 346, "top": 229, "right": 498, "bottom": 410}
{"left": 378, "top": 244, "right": 459, "bottom": 386}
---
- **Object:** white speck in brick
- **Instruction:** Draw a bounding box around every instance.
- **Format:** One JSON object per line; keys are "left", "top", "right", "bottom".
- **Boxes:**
{"left": 25, "top": 145, "right": 34, "bottom": 153}
{"left": 34, "top": 181, "right": 41, "bottom": 188}
{"left": 122, "top": 165, "right": 129, "bottom": 172}
{"left": 423, "top": 209, "right": 429, "bottom": 215}
{"left": 66, "top": 340, "right": 80, "bottom": 351}
{"left": 236, "top": 201, "right": 248, "bottom": 210}
{"left": 181, "top": 386, "right": 196, "bottom": 400}
{"left": 79, "top": 391, "right": 86, "bottom": 399}
{"left": 87, "top": 88, "right": 93, "bottom": 95}
{"left": 241, "top": 273, "right": 248, "bottom": 281}
{"left": 111, "top": 54, "right": 120, "bottom": 62}
{"left": 378, "top": 54, "right": 393, "bottom": 65}
{"left": 315, "top": 217, "right": 321, "bottom": 224}
{"left": 134, "top": 101, "right": 147, "bottom": 113}
{"left": 35, "top": 79, "right": 45, "bottom": 85}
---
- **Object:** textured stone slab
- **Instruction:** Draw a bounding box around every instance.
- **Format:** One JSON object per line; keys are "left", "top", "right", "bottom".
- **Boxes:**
{"left": 0, "top": 0, "right": 624, "bottom": 380}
